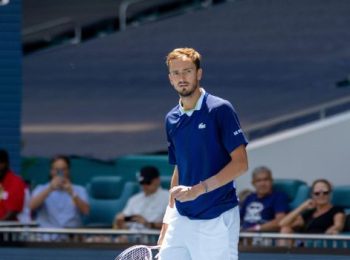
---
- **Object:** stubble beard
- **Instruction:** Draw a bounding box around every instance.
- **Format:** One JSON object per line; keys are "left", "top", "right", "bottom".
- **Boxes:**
{"left": 177, "top": 82, "right": 199, "bottom": 98}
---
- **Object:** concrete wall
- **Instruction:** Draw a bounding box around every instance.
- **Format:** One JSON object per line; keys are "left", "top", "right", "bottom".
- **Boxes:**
{"left": 237, "top": 110, "right": 350, "bottom": 192}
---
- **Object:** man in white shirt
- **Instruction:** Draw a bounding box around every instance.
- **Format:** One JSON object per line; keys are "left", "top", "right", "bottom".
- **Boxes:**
{"left": 114, "top": 166, "right": 169, "bottom": 233}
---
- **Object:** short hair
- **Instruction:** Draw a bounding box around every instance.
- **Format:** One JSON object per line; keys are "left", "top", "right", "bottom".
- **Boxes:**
{"left": 50, "top": 155, "right": 71, "bottom": 169}
{"left": 311, "top": 179, "right": 332, "bottom": 193}
{"left": 166, "top": 48, "right": 201, "bottom": 70}
{"left": 252, "top": 166, "right": 272, "bottom": 180}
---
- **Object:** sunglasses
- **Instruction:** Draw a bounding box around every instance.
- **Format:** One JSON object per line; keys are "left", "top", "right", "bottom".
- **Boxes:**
{"left": 313, "top": 191, "right": 330, "bottom": 196}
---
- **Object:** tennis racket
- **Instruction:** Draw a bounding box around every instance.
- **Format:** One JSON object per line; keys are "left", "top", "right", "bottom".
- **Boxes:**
{"left": 114, "top": 245, "right": 160, "bottom": 260}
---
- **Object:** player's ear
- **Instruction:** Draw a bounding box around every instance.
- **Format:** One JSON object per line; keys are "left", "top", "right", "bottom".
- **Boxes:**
{"left": 197, "top": 68, "right": 202, "bottom": 81}
{"left": 168, "top": 73, "right": 174, "bottom": 85}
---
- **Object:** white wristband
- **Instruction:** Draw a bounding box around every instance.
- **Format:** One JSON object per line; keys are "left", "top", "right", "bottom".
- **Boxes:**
{"left": 163, "top": 205, "right": 176, "bottom": 224}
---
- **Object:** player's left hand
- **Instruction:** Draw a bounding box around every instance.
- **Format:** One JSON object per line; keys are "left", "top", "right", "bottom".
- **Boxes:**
{"left": 170, "top": 185, "right": 200, "bottom": 202}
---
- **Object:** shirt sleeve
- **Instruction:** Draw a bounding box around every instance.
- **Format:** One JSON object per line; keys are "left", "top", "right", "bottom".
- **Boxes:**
{"left": 216, "top": 102, "right": 248, "bottom": 154}
{"left": 166, "top": 121, "right": 177, "bottom": 165}
{"left": 122, "top": 196, "right": 136, "bottom": 216}
{"left": 273, "top": 192, "right": 289, "bottom": 214}
{"left": 75, "top": 186, "right": 89, "bottom": 204}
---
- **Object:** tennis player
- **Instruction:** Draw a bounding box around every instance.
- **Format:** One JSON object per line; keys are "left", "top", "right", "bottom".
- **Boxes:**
{"left": 158, "top": 48, "right": 249, "bottom": 260}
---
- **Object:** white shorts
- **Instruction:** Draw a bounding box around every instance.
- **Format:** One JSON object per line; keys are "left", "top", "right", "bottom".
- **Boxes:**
{"left": 159, "top": 206, "right": 240, "bottom": 260}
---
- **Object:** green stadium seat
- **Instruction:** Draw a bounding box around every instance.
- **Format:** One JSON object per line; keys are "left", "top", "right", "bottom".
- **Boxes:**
{"left": 114, "top": 155, "right": 173, "bottom": 182}
{"left": 84, "top": 176, "right": 134, "bottom": 227}
{"left": 273, "top": 179, "right": 309, "bottom": 210}
{"left": 70, "top": 157, "right": 117, "bottom": 186}
{"left": 20, "top": 157, "right": 51, "bottom": 187}
{"left": 332, "top": 186, "right": 350, "bottom": 214}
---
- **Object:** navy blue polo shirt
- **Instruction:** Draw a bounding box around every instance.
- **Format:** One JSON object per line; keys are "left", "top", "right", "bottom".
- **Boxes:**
{"left": 240, "top": 191, "right": 289, "bottom": 229}
{"left": 165, "top": 90, "right": 248, "bottom": 219}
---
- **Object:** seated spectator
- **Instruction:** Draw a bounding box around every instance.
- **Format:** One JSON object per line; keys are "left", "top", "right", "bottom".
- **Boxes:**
{"left": 279, "top": 179, "right": 345, "bottom": 234}
{"left": 29, "top": 155, "right": 89, "bottom": 228}
{"left": 113, "top": 166, "right": 168, "bottom": 242}
{"left": 0, "top": 149, "right": 26, "bottom": 221}
{"left": 240, "top": 166, "right": 289, "bottom": 232}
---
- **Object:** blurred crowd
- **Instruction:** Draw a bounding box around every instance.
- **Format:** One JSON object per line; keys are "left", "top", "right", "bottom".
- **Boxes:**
{"left": 1, "top": 148, "right": 349, "bottom": 245}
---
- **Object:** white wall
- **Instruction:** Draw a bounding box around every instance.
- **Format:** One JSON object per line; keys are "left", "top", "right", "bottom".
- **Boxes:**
{"left": 237, "top": 111, "right": 350, "bottom": 193}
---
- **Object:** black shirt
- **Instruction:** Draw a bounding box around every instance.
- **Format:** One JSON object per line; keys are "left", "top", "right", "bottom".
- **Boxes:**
{"left": 301, "top": 206, "right": 344, "bottom": 233}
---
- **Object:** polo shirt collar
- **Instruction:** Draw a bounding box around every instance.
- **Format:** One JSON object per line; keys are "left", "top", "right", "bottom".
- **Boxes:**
{"left": 179, "top": 88, "right": 206, "bottom": 116}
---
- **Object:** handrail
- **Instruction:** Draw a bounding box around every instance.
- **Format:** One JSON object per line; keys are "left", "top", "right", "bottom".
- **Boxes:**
{"left": 119, "top": 0, "right": 147, "bottom": 31}
{"left": 22, "top": 17, "right": 81, "bottom": 44}
{"left": 119, "top": 0, "right": 214, "bottom": 31}
{"left": 240, "top": 232, "right": 350, "bottom": 241}
{"left": 245, "top": 95, "right": 350, "bottom": 139}
{"left": 1, "top": 227, "right": 349, "bottom": 240}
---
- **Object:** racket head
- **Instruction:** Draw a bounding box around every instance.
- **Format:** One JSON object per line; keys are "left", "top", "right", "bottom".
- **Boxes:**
{"left": 115, "top": 245, "right": 158, "bottom": 260}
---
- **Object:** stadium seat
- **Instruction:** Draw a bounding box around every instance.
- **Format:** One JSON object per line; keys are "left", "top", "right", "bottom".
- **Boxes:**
{"left": 20, "top": 157, "right": 51, "bottom": 187}
{"left": 70, "top": 157, "right": 117, "bottom": 186}
{"left": 84, "top": 176, "right": 136, "bottom": 227}
{"left": 114, "top": 155, "right": 173, "bottom": 182}
{"left": 273, "top": 179, "right": 309, "bottom": 210}
{"left": 332, "top": 186, "right": 350, "bottom": 214}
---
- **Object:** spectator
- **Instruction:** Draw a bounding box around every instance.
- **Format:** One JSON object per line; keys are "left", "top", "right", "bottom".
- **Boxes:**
{"left": 240, "top": 166, "right": 289, "bottom": 232}
{"left": 0, "top": 149, "right": 26, "bottom": 221}
{"left": 279, "top": 179, "right": 345, "bottom": 234}
{"left": 113, "top": 166, "right": 168, "bottom": 242}
{"left": 29, "top": 155, "right": 89, "bottom": 228}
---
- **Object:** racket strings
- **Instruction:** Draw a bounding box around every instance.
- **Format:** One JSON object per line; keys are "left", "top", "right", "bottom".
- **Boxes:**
{"left": 115, "top": 246, "right": 152, "bottom": 260}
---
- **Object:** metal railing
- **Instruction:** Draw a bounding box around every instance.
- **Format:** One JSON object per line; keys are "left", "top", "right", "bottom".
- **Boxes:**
{"left": 118, "top": 0, "right": 214, "bottom": 31}
{"left": 1, "top": 226, "right": 349, "bottom": 250}
{"left": 245, "top": 95, "right": 350, "bottom": 140}
{"left": 22, "top": 17, "right": 81, "bottom": 44}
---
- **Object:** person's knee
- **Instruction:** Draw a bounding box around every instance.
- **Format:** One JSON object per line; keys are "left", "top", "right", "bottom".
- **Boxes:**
{"left": 280, "top": 225, "right": 293, "bottom": 234}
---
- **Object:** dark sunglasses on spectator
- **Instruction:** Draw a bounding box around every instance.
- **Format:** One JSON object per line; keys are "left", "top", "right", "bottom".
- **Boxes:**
{"left": 313, "top": 191, "right": 330, "bottom": 196}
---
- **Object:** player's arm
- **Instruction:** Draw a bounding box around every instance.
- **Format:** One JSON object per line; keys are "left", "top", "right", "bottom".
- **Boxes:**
{"left": 201, "top": 144, "right": 248, "bottom": 192}
{"left": 158, "top": 166, "right": 178, "bottom": 245}
{"left": 172, "top": 145, "right": 248, "bottom": 202}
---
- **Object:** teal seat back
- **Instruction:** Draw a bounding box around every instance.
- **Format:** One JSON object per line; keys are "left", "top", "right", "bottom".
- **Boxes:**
{"left": 21, "top": 157, "right": 51, "bottom": 187}
{"left": 115, "top": 155, "right": 173, "bottom": 182}
{"left": 89, "top": 176, "right": 123, "bottom": 199}
{"left": 332, "top": 186, "right": 350, "bottom": 213}
{"left": 70, "top": 157, "right": 117, "bottom": 186}
{"left": 84, "top": 180, "right": 137, "bottom": 227}
{"left": 273, "top": 179, "right": 308, "bottom": 210}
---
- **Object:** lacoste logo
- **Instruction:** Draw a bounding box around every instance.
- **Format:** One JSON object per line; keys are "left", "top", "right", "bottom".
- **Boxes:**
{"left": 198, "top": 123, "right": 206, "bottom": 129}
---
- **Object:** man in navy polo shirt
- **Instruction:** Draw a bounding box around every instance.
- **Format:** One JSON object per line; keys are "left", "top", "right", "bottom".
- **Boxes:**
{"left": 240, "top": 166, "right": 289, "bottom": 232}
{"left": 158, "top": 48, "right": 248, "bottom": 260}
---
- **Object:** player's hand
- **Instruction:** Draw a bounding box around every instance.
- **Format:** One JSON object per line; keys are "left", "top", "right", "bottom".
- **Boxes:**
{"left": 170, "top": 185, "right": 200, "bottom": 202}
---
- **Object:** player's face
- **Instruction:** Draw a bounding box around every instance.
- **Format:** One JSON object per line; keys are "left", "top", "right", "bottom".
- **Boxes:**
{"left": 253, "top": 172, "right": 273, "bottom": 197}
{"left": 168, "top": 57, "right": 202, "bottom": 97}
{"left": 312, "top": 182, "right": 331, "bottom": 206}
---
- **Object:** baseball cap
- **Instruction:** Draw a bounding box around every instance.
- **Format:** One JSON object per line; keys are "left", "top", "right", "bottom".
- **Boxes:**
{"left": 137, "top": 166, "right": 160, "bottom": 185}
